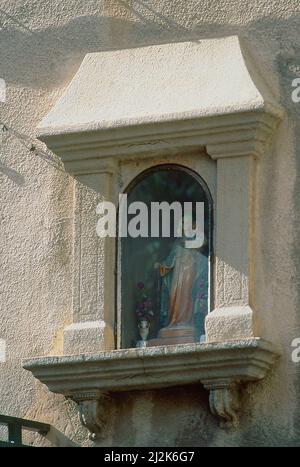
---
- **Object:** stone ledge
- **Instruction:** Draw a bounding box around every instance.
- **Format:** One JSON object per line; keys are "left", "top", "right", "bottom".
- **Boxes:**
{"left": 23, "top": 338, "right": 278, "bottom": 393}
{"left": 23, "top": 338, "right": 279, "bottom": 437}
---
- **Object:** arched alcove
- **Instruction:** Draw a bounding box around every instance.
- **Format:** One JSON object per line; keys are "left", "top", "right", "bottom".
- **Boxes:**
{"left": 119, "top": 164, "right": 213, "bottom": 349}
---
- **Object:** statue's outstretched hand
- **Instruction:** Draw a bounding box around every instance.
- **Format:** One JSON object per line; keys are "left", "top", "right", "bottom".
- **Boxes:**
{"left": 154, "top": 262, "right": 171, "bottom": 276}
{"left": 160, "top": 265, "right": 171, "bottom": 277}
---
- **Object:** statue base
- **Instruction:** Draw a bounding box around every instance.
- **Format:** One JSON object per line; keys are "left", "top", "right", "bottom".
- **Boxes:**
{"left": 148, "top": 325, "right": 195, "bottom": 347}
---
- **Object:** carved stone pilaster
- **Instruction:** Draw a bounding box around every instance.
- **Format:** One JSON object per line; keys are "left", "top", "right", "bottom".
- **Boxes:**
{"left": 71, "top": 391, "right": 111, "bottom": 440}
{"left": 63, "top": 162, "right": 117, "bottom": 356}
{"left": 203, "top": 381, "right": 240, "bottom": 429}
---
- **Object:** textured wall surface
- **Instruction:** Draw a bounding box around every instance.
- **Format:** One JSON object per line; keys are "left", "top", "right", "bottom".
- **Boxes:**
{"left": 1, "top": 0, "right": 300, "bottom": 447}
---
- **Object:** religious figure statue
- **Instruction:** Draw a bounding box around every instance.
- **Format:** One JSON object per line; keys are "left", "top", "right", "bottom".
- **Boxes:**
{"left": 156, "top": 226, "right": 208, "bottom": 344}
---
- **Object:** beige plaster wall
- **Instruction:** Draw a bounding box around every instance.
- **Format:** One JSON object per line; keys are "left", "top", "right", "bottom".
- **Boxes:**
{"left": 1, "top": 0, "right": 300, "bottom": 446}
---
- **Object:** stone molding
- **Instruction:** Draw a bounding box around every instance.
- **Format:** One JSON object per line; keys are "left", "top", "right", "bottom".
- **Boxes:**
{"left": 38, "top": 111, "right": 281, "bottom": 175}
{"left": 24, "top": 338, "right": 279, "bottom": 436}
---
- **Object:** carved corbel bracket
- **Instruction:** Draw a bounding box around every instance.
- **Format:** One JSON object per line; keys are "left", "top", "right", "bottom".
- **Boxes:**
{"left": 202, "top": 380, "right": 240, "bottom": 429}
{"left": 71, "top": 391, "right": 111, "bottom": 440}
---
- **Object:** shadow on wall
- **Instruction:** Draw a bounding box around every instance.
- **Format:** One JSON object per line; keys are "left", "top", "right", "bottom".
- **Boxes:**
{"left": 0, "top": 161, "right": 25, "bottom": 185}
{"left": 106, "top": 385, "right": 219, "bottom": 448}
{"left": 1, "top": 1, "right": 300, "bottom": 90}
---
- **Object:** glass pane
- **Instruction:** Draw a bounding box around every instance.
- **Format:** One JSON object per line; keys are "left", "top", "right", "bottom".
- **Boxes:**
{"left": 121, "top": 166, "right": 211, "bottom": 349}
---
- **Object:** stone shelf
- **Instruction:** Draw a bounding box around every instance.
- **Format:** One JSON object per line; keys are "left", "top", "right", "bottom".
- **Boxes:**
{"left": 23, "top": 338, "right": 279, "bottom": 438}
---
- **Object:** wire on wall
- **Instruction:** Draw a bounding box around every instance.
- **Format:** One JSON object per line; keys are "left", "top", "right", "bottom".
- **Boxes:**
{"left": 0, "top": 122, "right": 65, "bottom": 173}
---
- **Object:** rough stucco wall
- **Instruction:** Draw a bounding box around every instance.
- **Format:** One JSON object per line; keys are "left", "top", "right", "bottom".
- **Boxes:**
{"left": 1, "top": 0, "right": 300, "bottom": 446}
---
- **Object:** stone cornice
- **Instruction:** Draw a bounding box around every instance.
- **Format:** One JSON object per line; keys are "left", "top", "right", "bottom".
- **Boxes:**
{"left": 24, "top": 338, "right": 279, "bottom": 434}
{"left": 23, "top": 338, "right": 280, "bottom": 394}
{"left": 36, "top": 37, "right": 284, "bottom": 174}
{"left": 38, "top": 109, "right": 282, "bottom": 175}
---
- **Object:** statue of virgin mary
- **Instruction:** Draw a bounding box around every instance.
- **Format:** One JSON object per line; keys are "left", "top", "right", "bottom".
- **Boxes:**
{"left": 156, "top": 220, "right": 208, "bottom": 344}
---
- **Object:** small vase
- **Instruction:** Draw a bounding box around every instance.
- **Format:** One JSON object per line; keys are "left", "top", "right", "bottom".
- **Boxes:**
{"left": 138, "top": 319, "right": 150, "bottom": 341}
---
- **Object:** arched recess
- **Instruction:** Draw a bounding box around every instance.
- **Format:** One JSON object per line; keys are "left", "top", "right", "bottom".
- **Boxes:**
{"left": 118, "top": 164, "right": 213, "bottom": 349}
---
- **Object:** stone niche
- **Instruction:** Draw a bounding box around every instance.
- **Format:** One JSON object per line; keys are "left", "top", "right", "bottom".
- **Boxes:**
{"left": 24, "top": 36, "right": 282, "bottom": 440}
